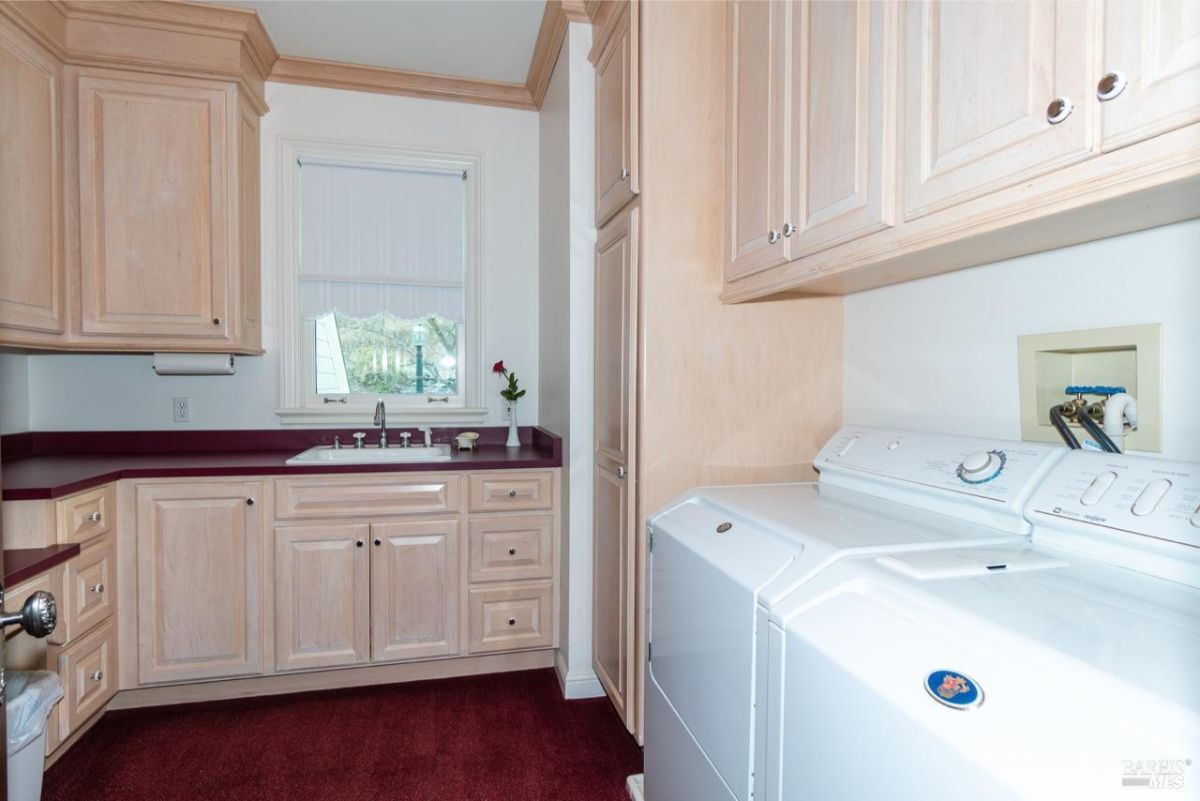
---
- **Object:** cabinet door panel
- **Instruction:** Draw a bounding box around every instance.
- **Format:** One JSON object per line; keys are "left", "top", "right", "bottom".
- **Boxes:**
{"left": 903, "top": 0, "right": 1093, "bottom": 219}
{"left": 370, "top": 519, "right": 459, "bottom": 663}
{"left": 726, "top": 0, "right": 788, "bottom": 280}
{"left": 76, "top": 70, "right": 233, "bottom": 340}
{"left": 274, "top": 523, "right": 369, "bottom": 671}
{"left": 136, "top": 482, "right": 262, "bottom": 684}
{"left": 594, "top": 2, "right": 638, "bottom": 226}
{"left": 1100, "top": 0, "right": 1200, "bottom": 151}
{"left": 0, "top": 18, "right": 64, "bottom": 337}
{"left": 788, "top": 0, "right": 896, "bottom": 258}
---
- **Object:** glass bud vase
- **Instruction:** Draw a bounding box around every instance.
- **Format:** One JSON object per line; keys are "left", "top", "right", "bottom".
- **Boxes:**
{"left": 506, "top": 401, "right": 521, "bottom": 448}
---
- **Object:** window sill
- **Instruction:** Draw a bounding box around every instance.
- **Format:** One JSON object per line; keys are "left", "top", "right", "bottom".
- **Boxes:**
{"left": 274, "top": 406, "right": 490, "bottom": 426}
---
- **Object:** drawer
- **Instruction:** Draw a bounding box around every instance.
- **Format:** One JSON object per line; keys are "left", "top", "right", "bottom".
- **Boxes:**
{"left": 468, "top": 472, "right": 554, "bottom": 513}
{"left": 468, "top": 515, "right": 554, "bottom": 583}
{"left": 6, "top": 567, "right": 66, "bottom": 645}
{"left": 56, "top": 484, "right": 115, "bottom": 544}
{"left": 275, "top": 474, "right": 460, "bottom": 520}
{"left": 63, "top": 537, "right": 114, "bottom": 640}
{"left": 58, "top": 619, "right": 117, "bottom": 739}
{"left": 467, "top": 582, "right": 553, "bottom": 654}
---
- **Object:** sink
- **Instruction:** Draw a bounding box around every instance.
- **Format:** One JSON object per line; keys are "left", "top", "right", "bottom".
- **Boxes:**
{"left": 286, "top": 444, "right": 453, "bottom": 465}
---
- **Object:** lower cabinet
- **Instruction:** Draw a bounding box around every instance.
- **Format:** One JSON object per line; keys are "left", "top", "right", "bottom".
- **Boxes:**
{"left": 274, "top": 518, "right": 460, "bottom": 671}
{"left": 273, "top": 523, "right": 371, "bottom": 671}
{"left": 135, "top": 482, "right": 264, "bottom": 684}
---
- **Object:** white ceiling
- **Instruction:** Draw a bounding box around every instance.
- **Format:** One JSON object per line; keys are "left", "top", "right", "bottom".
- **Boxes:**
{"left": 213, "top": 1, "right": 546, "bottom": 84}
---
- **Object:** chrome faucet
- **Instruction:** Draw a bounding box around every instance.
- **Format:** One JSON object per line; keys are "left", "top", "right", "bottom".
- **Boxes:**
{"left": 373, "top": 399, "right": 388, "bottom": 448}
{"left": 419, "top": 425, "right": 432, "bottom": 448}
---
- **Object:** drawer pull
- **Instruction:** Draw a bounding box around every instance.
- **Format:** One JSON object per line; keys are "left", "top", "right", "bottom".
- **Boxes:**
{"left": 508, "top": 547, "right": 517, "bottom": 556}
{"left": 507, "top": 618, "right": 516, "bottom": 626}
{"left": 90, "top": 670, "right": 103, "bottom": 682}
{"left": 507, "top": 489, "right": 518, "bottom": 498}
{"left": 90, "top": 583, "right": 105, "bottom": 595}
{"left": 87, "top": 511, "right": 102, "bottom": 523}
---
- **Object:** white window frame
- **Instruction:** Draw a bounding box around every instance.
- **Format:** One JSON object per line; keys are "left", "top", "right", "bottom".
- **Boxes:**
{"left": 274, "top": 136, "right": 487, "bottom": 424}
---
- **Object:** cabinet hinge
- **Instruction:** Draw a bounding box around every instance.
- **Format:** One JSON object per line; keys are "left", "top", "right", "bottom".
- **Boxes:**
{"left": 648, "top": 529, "right": 654, "bottom": 553}
{"left": 647, "top": 642, "right": 652, "bottom": 663}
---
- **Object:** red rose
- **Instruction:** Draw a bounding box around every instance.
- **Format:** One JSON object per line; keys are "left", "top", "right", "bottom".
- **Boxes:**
{"left": 492, "top": 360, "right": 506, "bottom": 374}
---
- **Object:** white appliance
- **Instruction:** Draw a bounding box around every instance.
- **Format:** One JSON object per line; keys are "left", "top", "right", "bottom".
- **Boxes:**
{"left": 761, "top": 449, "right": 1200, "bottom": 800}
{"left": 643, "top": 427, "right": 1067, "bottom": 801}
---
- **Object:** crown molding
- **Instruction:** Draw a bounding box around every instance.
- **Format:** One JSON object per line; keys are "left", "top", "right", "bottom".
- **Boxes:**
{"left": 525, "top": 0, "right": 569, "bottom": 108}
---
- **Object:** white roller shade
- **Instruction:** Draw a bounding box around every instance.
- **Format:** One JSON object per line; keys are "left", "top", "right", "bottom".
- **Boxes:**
{"left": 299, "top": 162, "right": 465, "bottom": 322}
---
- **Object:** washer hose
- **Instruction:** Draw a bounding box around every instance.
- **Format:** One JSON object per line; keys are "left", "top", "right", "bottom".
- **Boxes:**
{"left": 1049, "top": 405, "right": 1081, "bottom": 450}
{"left": 1076, "top": 409, "right": 1122, "bottom": 453}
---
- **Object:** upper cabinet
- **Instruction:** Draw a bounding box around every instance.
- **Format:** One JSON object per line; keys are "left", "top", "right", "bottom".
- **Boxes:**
{"left": 0, "top": 15, "right": 65, "bottom": 342}
{"left": 593, "top": 0, "right": 639, "bottom": 226}
{"left": 726, "top": 0, "right": 896, "bottom": 282}
{"left": 1098, "top": 0, "right": 1200, "bottom": 152}
{"left": 0, "top": 3, "right": 271, "bottom": 353}
{"left": 723, "top": 0, "right": 1200, "bottom": 301}
{"left": 901, "top": 0, "right": 1092, "bottom": 219}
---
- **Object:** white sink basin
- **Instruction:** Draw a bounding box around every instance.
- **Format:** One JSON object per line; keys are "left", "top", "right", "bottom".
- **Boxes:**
{"left": 286, "top": 444, "right": 453, "bottom": 465}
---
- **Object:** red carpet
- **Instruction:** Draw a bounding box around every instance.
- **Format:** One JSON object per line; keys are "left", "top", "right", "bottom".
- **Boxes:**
{"left": 42, "top": 669, "right": 642, "bottom": 801}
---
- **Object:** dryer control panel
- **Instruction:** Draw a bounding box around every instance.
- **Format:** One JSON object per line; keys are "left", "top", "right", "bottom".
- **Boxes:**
{"left": 816, "top": 427, "right": 1067, "bottom": 534}
{"left": 1030, "top": 450, "right": 1200, "bottom": 549}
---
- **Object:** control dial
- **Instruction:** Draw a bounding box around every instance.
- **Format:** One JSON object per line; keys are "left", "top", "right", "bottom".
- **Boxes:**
{"left": 956, "top": 450, "right": 1006, "bottom": 484}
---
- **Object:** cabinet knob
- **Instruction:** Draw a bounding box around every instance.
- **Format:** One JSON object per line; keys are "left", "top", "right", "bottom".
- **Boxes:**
{"left": 507, "top": 617, "right": 517, "bottom": 626}
{"left": 246, "top": 498, "right": 255, "bottom": 506}
{"left": 355, "top": 540, "right": 364, "bottom": 548}
{"left": 768, "top": 229, "right": 780, "bottom": 244}
{"left": 619, "top": 167, "right": 630, "bottom": 181}
{"left": 1097, "top": 71, "right": 1127, "bottom": 101}
{"left": 87, "top": 511, "right": 102, "bottom": 523}
{"left": 374, "top": 538, "right": 382, "bottom": 547}
{"left": 617, "top": 466, "right": 627, "bottom": 479}
{"left": 782, "top": 223, "right": 796, "bottom": 237}
{"left": 212, "top": 317, "right": 222, "bottom": 325}
{"left": 508, "top": 547, "right": 517, "bottom": 556}
{"left": 90, "top": 670, "right": 103, "bottom": 682}
{"left": 1046, "top": 97, "right": 1074, "bottom": 124}
{"left": 507, "top": 489, "right": 518, "bottom": 498}
{"left": 91, "top": 583, "right": 104, "bottom": 595}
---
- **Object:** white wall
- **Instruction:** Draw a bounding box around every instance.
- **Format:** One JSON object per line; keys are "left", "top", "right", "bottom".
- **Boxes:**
{"left": 0, "top": 354, "right": 30, "bottom": 434}
{"left": 845, "top": 219, "right": 1200, "bottom": 461}
{"left": 24, "top": 82, "right": 540, "bottom": 431}
{"left": 539, "top": 23, "right": 601, "bottom": 699}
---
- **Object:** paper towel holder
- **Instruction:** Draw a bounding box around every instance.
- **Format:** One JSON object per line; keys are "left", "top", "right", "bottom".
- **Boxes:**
{"left": 152, "top": 353, "right": 236, "bottom": 376}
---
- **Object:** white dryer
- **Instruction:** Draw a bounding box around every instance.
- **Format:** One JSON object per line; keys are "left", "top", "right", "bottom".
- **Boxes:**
{"left": 643, "top": 427, "right": 1067, "bottom": 801}
{"left": 762, "top": 449, "right": 1200, "bottom": 800}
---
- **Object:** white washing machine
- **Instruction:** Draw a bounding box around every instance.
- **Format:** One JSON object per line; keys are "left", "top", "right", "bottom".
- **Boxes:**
{"left": 643, "top": 427, "right": 1067, "bottom": 801}
{"left": 762, "top": 449, "right": 1200, "bottom": 800}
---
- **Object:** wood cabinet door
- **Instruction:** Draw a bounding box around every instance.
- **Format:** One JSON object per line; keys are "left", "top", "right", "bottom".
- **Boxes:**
{"left": 787, "top": 0, "right": 896, "bottom": 259}
{"left": 136, "top": 482, "right": 263, "bottom": 684}
{"left": 76, "top": 69, "right": 235, "bottom": 341}
{"left": 274, "top": 523, "right": 370, "bottom": 671}
{"left": 592, "top": 204, "right": 638, "bottom": 729}
{"left": 725, "top": 0, "right": 788, "bottom": 281}
{"left": 902, "top": 0, "right": 1094, "bottom": 220}
{"left": 0, "top": 17, "right": 65, "bottom": 338}
{"left": 1099, "top": 0, "right": 1200, "bottom": 152}
{"left": 370, "top": 519, "right": 459, "bottom": 663}
{"left": 594, "top": 1, "right": 638, "bottom": 226}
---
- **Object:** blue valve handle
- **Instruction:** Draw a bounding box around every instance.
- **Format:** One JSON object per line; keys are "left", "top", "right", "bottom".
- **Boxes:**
{"left": 1065, "top": 385, "right": 1126, "bottom": 396}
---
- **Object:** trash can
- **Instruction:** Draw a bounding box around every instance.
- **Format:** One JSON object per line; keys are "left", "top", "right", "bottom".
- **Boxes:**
{"left": 6, "top": 671, "right": 63, "bottom": 801}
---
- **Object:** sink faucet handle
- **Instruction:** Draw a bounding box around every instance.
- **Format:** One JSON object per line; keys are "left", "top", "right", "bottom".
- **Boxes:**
{"left": 352, "top": 432, "right": 366, "bottom": 449}
{"left": 400, "top": 432, "right": 412, "bottom": 448}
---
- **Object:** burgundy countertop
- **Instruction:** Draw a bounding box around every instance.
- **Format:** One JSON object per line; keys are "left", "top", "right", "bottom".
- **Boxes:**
{"left": 1, "top": 427, "right": 562, "bottom": 501}
{"left": 4, "top": 543, "right": 81, "bottom": 586}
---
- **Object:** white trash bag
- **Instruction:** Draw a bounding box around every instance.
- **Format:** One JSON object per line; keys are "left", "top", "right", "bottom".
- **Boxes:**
{"left": 6, "top": 670, "right": 63, "bottom": 756}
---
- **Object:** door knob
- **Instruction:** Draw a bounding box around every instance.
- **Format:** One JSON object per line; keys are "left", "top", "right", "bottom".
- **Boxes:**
{"left": 1097, "top": 71, "right": 1127, "bottom": 101}
{"left": 0, "top": 591, "right": 57, "bottom": 639}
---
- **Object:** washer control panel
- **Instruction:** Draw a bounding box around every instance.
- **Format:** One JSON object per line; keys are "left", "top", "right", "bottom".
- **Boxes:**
{"left": 820, "top": 422, "right": 1065, "bottom": 510}
{"left": 1029, "top": 450, "right": 1200, "bottom": 548}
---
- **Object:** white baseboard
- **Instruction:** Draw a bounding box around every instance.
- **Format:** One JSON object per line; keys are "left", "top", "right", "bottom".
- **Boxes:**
{"left": 554, "top": 650, "right": 606, "bottom": 699}
{"left": 627, "top": 774, "right": 645, "bottom": 801}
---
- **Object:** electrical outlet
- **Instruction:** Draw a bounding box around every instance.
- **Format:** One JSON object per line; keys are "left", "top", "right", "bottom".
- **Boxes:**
{"left": 503, "top": 402, "right": 512, "bottom": 420}
{"left": 173, "top": 397, "right": 190, "bottom": 423}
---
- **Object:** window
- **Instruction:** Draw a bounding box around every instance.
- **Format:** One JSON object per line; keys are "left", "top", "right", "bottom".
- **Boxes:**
{"left": 276, "top": 138, "right": 484, "bottom": 423}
